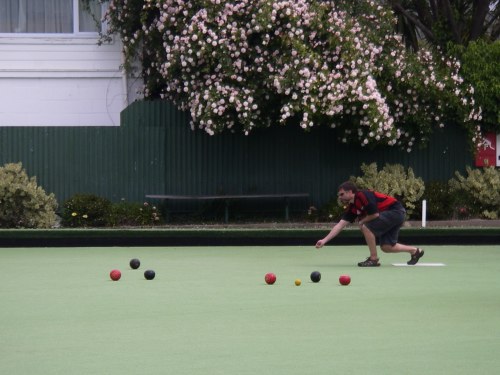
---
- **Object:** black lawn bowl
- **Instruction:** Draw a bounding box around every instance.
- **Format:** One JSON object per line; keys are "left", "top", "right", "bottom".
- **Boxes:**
{"left": 310, "top": 271, "right": 321, "bottom": 283}
{"left": 129, "top": 258, "right": 141, "bottom": 269}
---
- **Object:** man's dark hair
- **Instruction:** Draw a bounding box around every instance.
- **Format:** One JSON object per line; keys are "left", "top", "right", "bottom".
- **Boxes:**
{"left": 338, "top": 181, "right": 358, "bottom": 193}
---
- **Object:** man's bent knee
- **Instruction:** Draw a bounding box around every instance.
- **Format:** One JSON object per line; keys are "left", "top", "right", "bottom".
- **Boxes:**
{"left": 381, "top": 244, "right": 394, "bottom": 252}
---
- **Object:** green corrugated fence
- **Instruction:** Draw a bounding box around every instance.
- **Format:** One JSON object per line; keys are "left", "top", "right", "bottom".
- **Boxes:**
{"left": 0, "top": 100, "right": 474, "bottom": 213}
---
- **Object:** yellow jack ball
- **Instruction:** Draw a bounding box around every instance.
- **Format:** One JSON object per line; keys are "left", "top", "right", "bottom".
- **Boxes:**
{"left": 295, "top": 279, "right": 302, "bottom": 286}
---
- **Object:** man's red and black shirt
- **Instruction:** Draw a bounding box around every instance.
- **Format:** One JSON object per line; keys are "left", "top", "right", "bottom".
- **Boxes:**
{"left": 342, "top": 190, "right": 403, "bottom": 223}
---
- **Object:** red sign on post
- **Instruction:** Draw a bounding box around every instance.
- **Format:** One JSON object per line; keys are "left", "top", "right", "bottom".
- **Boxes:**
{"left": 475, "top": 132, "right": 499, "bottom": 167}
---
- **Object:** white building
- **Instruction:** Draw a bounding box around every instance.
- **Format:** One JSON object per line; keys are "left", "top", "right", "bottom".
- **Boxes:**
{"left": 0, "top": 0, "right": 140, "bottom": 127}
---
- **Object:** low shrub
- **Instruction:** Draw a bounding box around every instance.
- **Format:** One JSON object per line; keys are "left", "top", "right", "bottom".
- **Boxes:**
{"left": 351, "top": 163, "right": 425, "bottom": 216}
{"left": 108, "top": 201, "right": 162, "bottom": 226}
{"left": 412, "top": 181, "right": 453, "bottom": 220}
{"left": 449, "top": 166, "right": 500, "bottom": 219}
{"left": 0, "top": 162, "right": 58, "bottom": 228}
{"left": 62, "top": 194, "right": 112, "bottom": 227}
{"left": 312, "top": 199, "right": 346, "bottom": 222}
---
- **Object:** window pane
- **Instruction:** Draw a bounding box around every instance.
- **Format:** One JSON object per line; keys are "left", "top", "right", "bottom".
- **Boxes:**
{"left": 0, "top": 0, "right": 73, "bottom": 33}
{"left": 79, "top": 0, "right": 101, "bottom": 32}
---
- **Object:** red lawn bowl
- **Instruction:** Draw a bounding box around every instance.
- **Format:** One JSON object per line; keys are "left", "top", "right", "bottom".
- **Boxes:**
{"left": 339, "top": 274, "right": 351, "bottom": 286}
{"left": 110, "top": 269, "right": 122, "bottom": 281}
{"left": 264, "top": 272, "right": 276, "bottom": 285}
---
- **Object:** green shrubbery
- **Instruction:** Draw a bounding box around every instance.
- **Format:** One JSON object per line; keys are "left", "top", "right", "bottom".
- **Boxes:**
{"left": 312, "top": 163, "right": 426, "bottom": 221}
{"left": 2, "top": 161, "right": 498, "bottom": 228}
{"left": 55, "top": 164, "right": 500, "bottom": 225}
{"left": 417, "top": 181, "right": 453, "bottom": 220}
{"left": 351, "top": 163, "right": 425, "bottom": 216}
{"left": 317, "top": 163, "right": 500, "bottom": 222}
{"left": 449, "top": 166, "right": 500, "bottom": 219}
{"left": 307, "top": 199, "right": 345, "bottom": 222}
{"left": 61, "top": 194, "right": 163, "bottom": 227}
{"left": 0, "top": 162, "right": 57, "bottom": 228}
{"left": 61, "top": 194, "right": 112, "bottom": 227}
{"left": 108, "top": 201, "right": 162, "bottom": 227}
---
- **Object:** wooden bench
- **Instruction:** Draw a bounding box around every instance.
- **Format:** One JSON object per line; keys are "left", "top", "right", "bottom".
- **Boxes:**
{"left": 145, "top": 193, "right": 310, "bottom": 223}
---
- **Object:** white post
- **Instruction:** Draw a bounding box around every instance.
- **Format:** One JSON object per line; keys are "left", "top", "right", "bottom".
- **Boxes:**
{"left": 421, "top": 199, "right": 427, "bottom": 228}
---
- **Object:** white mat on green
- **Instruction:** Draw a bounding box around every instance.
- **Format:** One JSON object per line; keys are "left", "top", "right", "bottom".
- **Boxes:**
{"left": 392, "top": 262, "right": 446, "bottom": 266}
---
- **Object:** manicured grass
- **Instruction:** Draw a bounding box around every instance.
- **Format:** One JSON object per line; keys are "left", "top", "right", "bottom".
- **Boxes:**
{"left": 0, "top": 245, "right": 499, "bottom": 375}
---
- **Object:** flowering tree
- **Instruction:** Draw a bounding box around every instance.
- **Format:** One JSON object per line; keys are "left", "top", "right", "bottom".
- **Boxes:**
{"left": 387, "top": 0, "right": 499, "bottom": 132}
{"left": 101, "top": 0, "right": 482, "bottom": 151}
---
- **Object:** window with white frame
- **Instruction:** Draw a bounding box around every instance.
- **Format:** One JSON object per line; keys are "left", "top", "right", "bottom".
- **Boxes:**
{"left": 0, "top": 0, "right": 102, "bottom": 34}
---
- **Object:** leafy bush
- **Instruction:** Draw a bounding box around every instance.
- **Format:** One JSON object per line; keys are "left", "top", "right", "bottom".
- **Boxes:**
{"left": 310, "top": 199, "right": 346, "bottom": 222}
{"left": 416, "top": 181, "right": 454, "bottom": 220}
{"left": 0, "top": 162, "right": 58, "bottom": 228}
{"left": 451, "top": 40, "right": 500, "bottom": 133}
{"left": 351, "top": 163, "right": 425, "bottom": 216}
{"left": 62, "top": 194, "right": 112, "bottom": 227}
{"left": 108, "top": 201, "right": 163, "bottom": 227}
{"left": 449, "top": 166, "right": 500, "bottom": 219}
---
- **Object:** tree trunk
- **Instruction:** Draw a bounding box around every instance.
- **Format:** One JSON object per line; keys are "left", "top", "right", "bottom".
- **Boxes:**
{"left": 469, "top": 0, "right": 490, "bottom": 40}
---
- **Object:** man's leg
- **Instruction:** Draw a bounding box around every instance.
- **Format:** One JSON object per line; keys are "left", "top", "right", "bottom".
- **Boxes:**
{"left": 379, "top": 225, "right": 424, "bottom": 265}
{"left": 357, "top": 224, "right": 381, "bottom": 267}
{"left": 360, "top": 224, "right": 379, "bottom": 260}
{"left": 364, "top": 209, "right": 425, "bottom": 265}
{"left": 381, "top": 243, "right": 424, "bottom": 265}
{"left": 380, "top": 242, "right": 419, "bottom": 254}
{"left": 378, "top": 221, "right": 420, "bottom": 255}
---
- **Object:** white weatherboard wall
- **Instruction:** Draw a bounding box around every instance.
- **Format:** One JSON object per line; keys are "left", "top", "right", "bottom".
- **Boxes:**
{"left": 0, "top": 35, "right": 136, "bottom": 127}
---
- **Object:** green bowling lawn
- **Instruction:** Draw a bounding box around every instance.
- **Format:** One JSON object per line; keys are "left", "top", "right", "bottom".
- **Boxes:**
{"left": 1, "top": 245, "right": 498, "bottom": 375}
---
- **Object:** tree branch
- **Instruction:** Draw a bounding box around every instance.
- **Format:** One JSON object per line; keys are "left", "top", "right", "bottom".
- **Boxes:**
{"left": 439, "top": 0, "right": 462, "bottom": 43}
{"left": 429, "top": 0, "right": 438, "bottom": 22}
{"left": 390, "top": 1, "right": 436, "bottom": 42}
{"left": 469, "top": 0, "right": 490, "bottom": 40}
{"left": 414, "top": 0, "right": 434, "bottom": 29}
{"left": 485, "top": 13, "right": 500, "bottom": 40}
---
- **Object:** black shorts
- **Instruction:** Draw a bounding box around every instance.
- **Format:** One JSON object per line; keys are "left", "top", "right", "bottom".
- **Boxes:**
{"left": 365, "top": 209, "right": 406, "bottom": 246}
